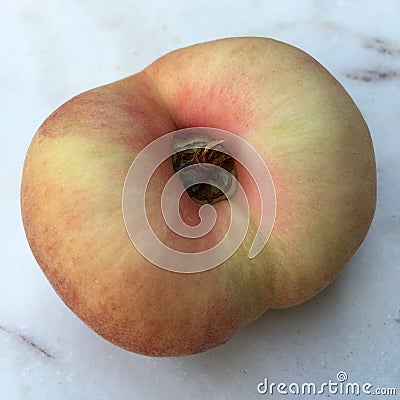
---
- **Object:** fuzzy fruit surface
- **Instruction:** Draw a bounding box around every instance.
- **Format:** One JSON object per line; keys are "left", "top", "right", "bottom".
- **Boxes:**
{"left": 20, "top": 37, "right": 376, "bottom": 357}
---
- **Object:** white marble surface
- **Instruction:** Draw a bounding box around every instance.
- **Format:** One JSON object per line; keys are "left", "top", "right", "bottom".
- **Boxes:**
{"left": 1, "top": 1, "right": 399, "bottom": 399}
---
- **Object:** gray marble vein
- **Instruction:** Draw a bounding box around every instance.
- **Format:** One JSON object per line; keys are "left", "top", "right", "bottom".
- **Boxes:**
{"left": 0, "top": 325, "right": 54, "bottom": 359}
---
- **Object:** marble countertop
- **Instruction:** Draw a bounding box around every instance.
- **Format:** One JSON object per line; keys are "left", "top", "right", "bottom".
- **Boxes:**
{"left": 1, "top": 1, "right": 399, "bottom": 399}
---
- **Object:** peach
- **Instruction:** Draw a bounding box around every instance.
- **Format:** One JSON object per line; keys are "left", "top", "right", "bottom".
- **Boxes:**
{"left": 20, "top": 37, "right": 376, "bottom": 356}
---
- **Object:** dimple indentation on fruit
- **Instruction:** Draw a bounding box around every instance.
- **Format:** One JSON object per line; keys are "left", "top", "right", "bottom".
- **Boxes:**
{"left": 171, "top": 132, "right": 238, "bottom": 205}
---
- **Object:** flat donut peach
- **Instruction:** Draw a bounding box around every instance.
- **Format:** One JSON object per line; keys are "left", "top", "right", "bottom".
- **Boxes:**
{"left": 21, "top": 37, "right": 376, "bottom": 356}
